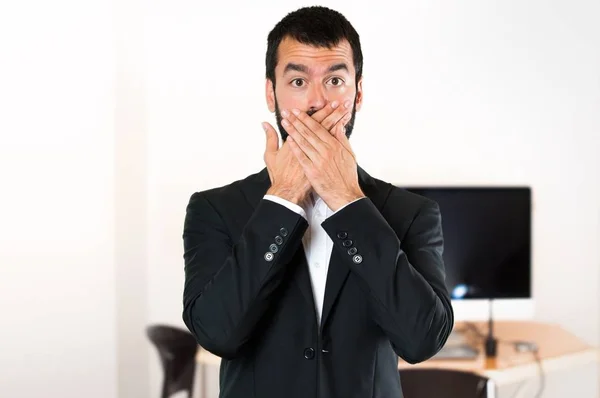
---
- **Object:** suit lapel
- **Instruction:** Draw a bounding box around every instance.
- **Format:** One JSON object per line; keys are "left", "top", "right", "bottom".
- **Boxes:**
{"left": 290, "top": 245, "right": 316, "bottom": 310}
{"left": 320, "top": 248, "right": 350, "bottom": 331}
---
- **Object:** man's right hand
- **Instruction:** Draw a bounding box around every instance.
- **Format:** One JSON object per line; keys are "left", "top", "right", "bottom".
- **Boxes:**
{"left": 263, "top": 121, "right": 312, "bottom": 206}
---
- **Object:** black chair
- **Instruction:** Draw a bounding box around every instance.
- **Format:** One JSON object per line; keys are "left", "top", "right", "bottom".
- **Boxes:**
{"left": 399, "top": 368, "right": 494, "bottom": 398}
{"left": 147, "top": 324, "right": 200, "bottom": 398}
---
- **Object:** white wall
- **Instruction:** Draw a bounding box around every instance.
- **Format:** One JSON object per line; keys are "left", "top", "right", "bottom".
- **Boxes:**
{"left": 115, "top": 0, "right": 150, "bottom": 396}
{"left": 143, "top": 0, "right": 600, "bottom": 395}
{"left": 0, "top": 1, "right": 117, "bottom": 397}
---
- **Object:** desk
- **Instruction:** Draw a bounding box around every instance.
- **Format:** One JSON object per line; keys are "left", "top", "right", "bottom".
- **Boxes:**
{"left": 194, "top": 321, "right": 599, "bottom": 398}
{"left": 400, "top": 321, "right": 599, "bottom": 397}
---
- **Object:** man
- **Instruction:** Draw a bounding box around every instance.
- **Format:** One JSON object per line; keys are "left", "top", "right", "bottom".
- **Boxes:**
{"left": 182, "top": 6, "right": 453, "bottom": 398}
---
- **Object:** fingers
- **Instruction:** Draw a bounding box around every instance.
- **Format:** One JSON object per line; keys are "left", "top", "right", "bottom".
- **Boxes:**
{"left": 333, "top": 114, "right": 355, "bottom": 157}
{"left": 320, "top": 100, "right": 353, "bottom": 131}
{"left": 282, "top": 109, "right": 326, "bottom": 153}
{"left": 310, "top": 100, "right": 339, "bottom": 124}
{"left": 287, "top": 136, "right": 313, "bottom": 169}
{"left": 310, "top": 100, "right": 352, "bottom": 131}
{"left": 286, "top": 108, "right": 334, "bottom": 146}
{"left": 262, "top": 122, "right": 279, "bottom": 154}
{"left": 281, "top": 116, "right": 320, "bottom": 163}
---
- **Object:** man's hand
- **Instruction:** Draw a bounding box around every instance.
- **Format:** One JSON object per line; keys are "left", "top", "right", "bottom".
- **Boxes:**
{"left": 263, "top": 122, "right": 311, "bottom": 206}
{"left": 280, "top": 101, "right": 365, "bottom": 212}
{"left": 310, "top": 100, "right": 352, "bottom": 132}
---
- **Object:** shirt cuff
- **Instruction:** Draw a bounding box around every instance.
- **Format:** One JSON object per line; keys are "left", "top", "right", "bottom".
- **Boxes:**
{"left": 331, "top": 197, "right": 366, "bottom": 216}
{"left": 263, "top": 195, "right": 307, "bottom": 220}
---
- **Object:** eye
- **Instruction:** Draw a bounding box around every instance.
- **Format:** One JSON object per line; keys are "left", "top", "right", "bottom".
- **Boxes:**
{"left": 328, "top": 77, "right": 344, "bottom": 86}
{"left": 291, "top": 78, "right": 305, "bottom": 87}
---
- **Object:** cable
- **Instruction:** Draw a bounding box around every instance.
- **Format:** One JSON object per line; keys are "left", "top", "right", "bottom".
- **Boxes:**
{"left": 508, "top": 379, "right": 528, "bottom": 398}
{"left": 531, "top": 348, "right": 545, "bottom": 398}
{"left": 463, "top": 322, "right": 545, "bottom": 398}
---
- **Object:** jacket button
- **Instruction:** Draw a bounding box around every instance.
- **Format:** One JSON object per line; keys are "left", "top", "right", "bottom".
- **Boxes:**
{"left": 279, "top": 227, "right": 288, "bottom": 237}
{"left": 342, "top": 239, "right": 353, "bottom": 247}
{"left": 303, "top": 347, "right": 315, "bottom": 360}
{"left": 347, "top": 247, "right": 357, "bottom": 255}
{"left": 337, "top": 231, "right": 348, "bottom": 239}
{"left": 275, "top": 235, "right": 283, "bottom": 245}
{"left": 352, "top": 254, "right": 363, "bottom": 264}
{"left": 264, "top": 252, "right": 274, "bottom": 261}
{"left": 269, "top": 243, "right": 279, "bottom": 253}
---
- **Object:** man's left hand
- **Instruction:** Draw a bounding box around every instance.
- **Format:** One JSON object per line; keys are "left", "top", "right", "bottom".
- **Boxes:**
{"left": 280, "top": 104, "right": 365, "bottom": 212}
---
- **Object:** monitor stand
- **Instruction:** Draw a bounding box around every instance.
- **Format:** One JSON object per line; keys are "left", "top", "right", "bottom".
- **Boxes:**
{"left": 431, "top": 329, "right": 479, "bottom": 359}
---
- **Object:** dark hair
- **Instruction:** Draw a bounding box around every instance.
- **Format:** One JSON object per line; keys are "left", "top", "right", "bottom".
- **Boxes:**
{"left": 265, "top": 6, "right": 363, "bottom": 86}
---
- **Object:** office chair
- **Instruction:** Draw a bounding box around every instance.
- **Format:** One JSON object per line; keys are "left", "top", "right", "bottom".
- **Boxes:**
{"left": 399, "top": 368, "right": 495, "bottom": 398}
{"left": 147, "top": 324, "right": 200, "bottom": 398}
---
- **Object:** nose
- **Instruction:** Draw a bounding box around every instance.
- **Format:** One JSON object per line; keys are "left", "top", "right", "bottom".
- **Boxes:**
{"left": 306, "top": 83, "right": 327, "bottom": 113}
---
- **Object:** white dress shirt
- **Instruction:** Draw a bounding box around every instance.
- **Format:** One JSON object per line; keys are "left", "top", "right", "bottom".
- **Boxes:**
{"left": 264, "top": 192, "right": 363, "bottom": 325}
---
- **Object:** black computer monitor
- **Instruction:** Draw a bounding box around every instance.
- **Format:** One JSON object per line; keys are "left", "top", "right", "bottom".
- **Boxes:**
{"left": 401, "top": 187, "right": 532, "bottom": 300}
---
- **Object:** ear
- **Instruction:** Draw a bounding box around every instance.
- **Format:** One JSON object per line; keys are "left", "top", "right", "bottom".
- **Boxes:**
{"left": 266, "top": 78, "right": 276, "bottom": 113}
{"left": 354, "top": 77, "right": 364, "bottom": 112}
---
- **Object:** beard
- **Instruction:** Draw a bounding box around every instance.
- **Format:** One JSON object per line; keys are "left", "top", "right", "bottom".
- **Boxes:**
{"left": 274, "top": 94, "right": 358, "bottom": 142}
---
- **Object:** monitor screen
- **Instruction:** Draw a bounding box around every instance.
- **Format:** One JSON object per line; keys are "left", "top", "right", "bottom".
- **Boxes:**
{"left": 401, "top": 187, "right": 532, "bottom": 300}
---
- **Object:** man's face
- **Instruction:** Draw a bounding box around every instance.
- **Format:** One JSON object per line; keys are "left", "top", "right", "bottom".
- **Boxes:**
{"left": 266, "top": 37, "right": 363, "bottom": 141}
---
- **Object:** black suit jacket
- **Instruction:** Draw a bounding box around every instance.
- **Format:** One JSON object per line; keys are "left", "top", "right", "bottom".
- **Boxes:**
{"left": 182, "top": 166, "right": 454, "bottom": 398}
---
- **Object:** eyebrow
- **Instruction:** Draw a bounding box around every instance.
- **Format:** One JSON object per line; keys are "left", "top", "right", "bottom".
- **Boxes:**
{"left": 327, "top": 63, "right": 349, "bottom": 73}
{"left": 283, "top": 62, "right": 349, "bottom": 75}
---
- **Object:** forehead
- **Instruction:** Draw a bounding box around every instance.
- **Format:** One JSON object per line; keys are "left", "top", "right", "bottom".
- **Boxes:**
{"left": 276, "top": 36, "right": 354, "bottom": 74}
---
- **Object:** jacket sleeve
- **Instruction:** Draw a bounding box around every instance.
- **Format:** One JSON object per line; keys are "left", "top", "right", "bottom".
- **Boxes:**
{"left": 182, "top": 192, "right": 308, "bottom": 359}
{"left": 320, "top": 197, "right": 454, "bottom": 364}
